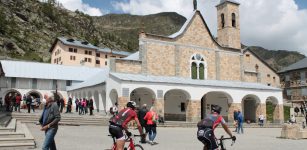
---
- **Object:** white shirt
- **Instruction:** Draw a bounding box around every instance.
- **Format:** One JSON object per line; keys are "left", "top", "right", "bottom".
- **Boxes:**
{"left": 259, "top": 114, "right": 264, "bottom": 121}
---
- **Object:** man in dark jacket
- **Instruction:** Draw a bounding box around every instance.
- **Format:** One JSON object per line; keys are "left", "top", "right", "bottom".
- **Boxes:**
{"left": 26, "top": 95, "right": 32, "bottom": 113}
{"left": 138, "top": 104, "right": 148, "bottom": 143}
{"left": 39, "top": 94, "right": 61, "bottom": 150}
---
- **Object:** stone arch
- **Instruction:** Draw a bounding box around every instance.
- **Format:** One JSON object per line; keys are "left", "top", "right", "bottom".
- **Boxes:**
{"left": 266, "top": 96, "right": 279, "bottom": 123}
{"left": 130, "top": 87, "right": 156, "bottom": 108}
{"left": 26, "top": 90, "right": 43, "bottom": 100}
{"left": 164, "top": 89, "right": 191, "bottom": 121}
{"left": 201, "top": 91, "right": 233, "bottom": 122}
{"left": 3, "top": 89, "right": 21, "bottom": 98}
{"left": 109, "top": 89, "right": 118, "bottom": 106}
{"left": 242, "top": 94, "right": 261, "bottom": 123}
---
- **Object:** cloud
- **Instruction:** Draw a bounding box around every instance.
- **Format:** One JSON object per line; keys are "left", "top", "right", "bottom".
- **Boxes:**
{"left": 56, "top": 0, "right": 104, "bottom": 16}
{"left": 113, "top": 0, "right": 307, "bottom": 55}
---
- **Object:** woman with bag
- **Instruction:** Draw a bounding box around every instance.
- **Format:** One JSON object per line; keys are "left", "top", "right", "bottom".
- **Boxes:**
{"left": 144, "top": 106, "right": 158, "bottom": 145}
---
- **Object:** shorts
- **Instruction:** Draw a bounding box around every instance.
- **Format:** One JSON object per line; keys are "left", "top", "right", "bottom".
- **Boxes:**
{"left": 197, "top": 128, "right": 218, "bottom": 150}
{"left": 109, "top": 124, "right": 125, "bottom": 140}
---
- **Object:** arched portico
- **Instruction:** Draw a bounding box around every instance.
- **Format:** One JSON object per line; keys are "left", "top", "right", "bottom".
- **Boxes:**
{"left": 130, "top": 87, "right": 156, "bottom": 108}
{"left": 26, "top": 90, "right": 42, "bottom": 100}
{"left": 242, "top": 94, "right": 261, "bottom": 123}
{"left": 164, "top": 89, "right": 191, "bottom": 121}
{"left": 201, "top": 91, "right": 233, "bottom": 122}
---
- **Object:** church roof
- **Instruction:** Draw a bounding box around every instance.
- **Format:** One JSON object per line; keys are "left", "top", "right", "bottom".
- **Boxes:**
{"left": 110, "top": 72, "right": 281, "bottom": 91}
{"left": 279, "top": 57, "right": 307, "bottom": 73}
{"left": 67, "top": 68, "right": 109, "bottom": 91}
{"left": 217, "top": 0, "right": 240, "bottom": 7}
{"left": 0, "top": 60, "right": 104, "bottom": 81}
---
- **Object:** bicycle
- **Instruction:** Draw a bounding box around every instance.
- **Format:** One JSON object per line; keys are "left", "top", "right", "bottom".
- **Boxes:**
{"left": 108, "top": 134, "right": 144, "bottom": 150}
{"left": 217, "top": 135, "right": 236, "bottom": 150}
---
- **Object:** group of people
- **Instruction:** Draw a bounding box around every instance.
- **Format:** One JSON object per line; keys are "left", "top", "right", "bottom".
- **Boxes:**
{"left": 3, "top": 93, "right": 40, "bottom": 113}
{"left": 74, "top": 98, "right": 94, "bottom": 115}
{"left": 109, "top": 102, "right": 160, "bottom": 150}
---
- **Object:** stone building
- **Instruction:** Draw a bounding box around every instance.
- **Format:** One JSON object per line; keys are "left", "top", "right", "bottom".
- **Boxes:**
{"left": 0, "top": 0, "right": 284, "bottom": 123}
{"left": 0, "top": 60, "right": 107, "bottom": 109}
{"left": 68, "top": 0, "right": 284, "bottom": 123}
{"left": 50, "top": 37, "right": 131, "bottom": 67}
{"left": 279, "top": 58, "right": 307, "bottom": 103}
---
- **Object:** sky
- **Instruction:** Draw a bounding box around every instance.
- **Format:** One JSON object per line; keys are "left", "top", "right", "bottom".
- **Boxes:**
{"left": 53, "top": 0, "right": 307, "bottom": 55}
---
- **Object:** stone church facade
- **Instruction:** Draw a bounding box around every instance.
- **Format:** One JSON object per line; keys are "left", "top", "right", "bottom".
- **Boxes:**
{"left": 101, "top": 0, "right": 284, "bottom": 123}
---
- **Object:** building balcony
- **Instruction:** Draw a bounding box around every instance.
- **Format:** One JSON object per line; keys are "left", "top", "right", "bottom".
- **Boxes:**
{"left": 282, "top": 80, "right": 307, "bottom": 88}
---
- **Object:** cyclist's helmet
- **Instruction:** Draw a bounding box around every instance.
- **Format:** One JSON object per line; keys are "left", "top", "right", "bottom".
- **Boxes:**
{"left": 211, "top": 104, "right": 222, "bottom": 114}
{"left": 127, "top": 101, "right": 137, "bottom": 109}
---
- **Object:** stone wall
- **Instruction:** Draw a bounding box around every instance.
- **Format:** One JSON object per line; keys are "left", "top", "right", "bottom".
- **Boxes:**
{"left": 114, "top": 60, "right": 142, "bottom": 74}
{"left": 186, "top": 100, "right": 201, "bottom": 122}
{"left": 153, "top": 98, "right": 164, "bottom": 117}
{"left": 273, "top": 104, "right": 284, "bottom": 123}
{"left": 219, "top": 53, "right": 241, "bottom": 81}
{"left": 146, "top": 43, "right": 176, "bottom": 76}
{"left": 118, "top": 97, "right": 129, "bottom": 110}
{"left": 243, "top": 51, "right": 280, "bottom": 87}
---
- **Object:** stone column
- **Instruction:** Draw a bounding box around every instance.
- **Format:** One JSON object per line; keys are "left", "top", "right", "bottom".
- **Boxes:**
{"left": 186, "top": 100, "right": 201, "bottom": 122}
{"left": 118, "top": 97, "right": 129, "bottom": 110}
{"left": 273, "top": 104, "right": 284, "bottom": 123}
{"left": 256, "top": 103, "right": 266, "bottom": 121}
{"left": 153, "top": 98, "right": 164, "bottom": 118}
{"left": 228, "top": 103, "right": 242, "bottom": 122}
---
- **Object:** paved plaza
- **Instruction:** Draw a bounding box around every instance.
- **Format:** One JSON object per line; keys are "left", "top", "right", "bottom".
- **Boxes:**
{"left": 26, "top": 124, "right": 307, "bottom": 150}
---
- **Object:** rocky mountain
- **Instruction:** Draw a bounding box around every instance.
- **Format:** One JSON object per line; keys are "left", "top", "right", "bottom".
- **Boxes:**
{"left": 0, "top": 0, "right": 185, "bottom": 62}
{"left": 0, "top": 0, "right": 305, "bottom": 71}
{"left": 246, "top": 46, "right": 305, "bottom": 71}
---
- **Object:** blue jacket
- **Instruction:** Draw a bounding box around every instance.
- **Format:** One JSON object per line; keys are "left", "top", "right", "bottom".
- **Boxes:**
{"left": 237, "top": 112, "right": 244, "bottom": 123}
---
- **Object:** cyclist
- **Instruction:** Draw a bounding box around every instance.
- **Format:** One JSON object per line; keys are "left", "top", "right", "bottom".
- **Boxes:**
{"left": 197, "top": 104, "right": 236, "bottom": 150}
{"left": 109, "top": 101, "right": 144, "bottom": 150}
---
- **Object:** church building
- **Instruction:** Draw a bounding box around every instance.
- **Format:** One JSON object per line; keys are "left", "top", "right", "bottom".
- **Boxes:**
{"left": 68, "top": 0, "right": 283, "bottom": 123}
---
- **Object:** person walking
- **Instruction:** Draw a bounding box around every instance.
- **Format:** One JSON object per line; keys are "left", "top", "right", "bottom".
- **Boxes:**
{"left": 138, "top": 104, "right": 148, "bottom": 143}
{"left": 258, "top": 114, "right": 265, "bottom": 127}
{"left": 89, "top": 99, "right": 94, "bottom": 115}
{"left": 26, "top": 95, "right": 32, "bottom": 113}
{"left": 31, "top": 97, "right": 36, "bottom": 112}
{"left": 39, "top": 94, "right": 61, "bottom": 150}
{"left": 59, "top": 98, "right": 64, "bottom": 113}
{"left": 15, "top": 94, "right": 21, "bottom": 112}
{"left": 237, "top": 110, "right": 244, "bottom": 134}
{"left": 78, "top": 100, "right": 83, "bottom": 115}
{"left": 75, "top": 98, "right": 79, "bottom": 112}
{"left": 66, "top": 97, "right": 72, "bottom": 113}
{"left": 144, "top": 106, "right": 158, "bottom": 145}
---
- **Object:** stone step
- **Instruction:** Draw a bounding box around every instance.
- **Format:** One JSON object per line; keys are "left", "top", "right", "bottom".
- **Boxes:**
{"left": 0, "top": 142, "right": 35, "bottom": 149}
{"left": 0, "top": 116, "right": 11, "bottom": 127}
{"left": 0, "top": 127, "right": 15, "bottom": 132}
{"left": 0, "top": 132, "right": 25, "bottom": 138}
{"left": 0, "top": 138, "right": 34, "bottom": 144}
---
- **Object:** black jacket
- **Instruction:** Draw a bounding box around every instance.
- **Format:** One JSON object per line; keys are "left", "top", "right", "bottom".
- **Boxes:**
{"left": 39, "top": 102, "right": 61, "bottom": 129}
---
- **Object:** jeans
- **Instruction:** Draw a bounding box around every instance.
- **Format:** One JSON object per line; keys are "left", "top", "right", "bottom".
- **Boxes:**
{"left": 42, "top": 128, "right": 58, "bottom": 150}
{"left": 148, "top": 125, "right": 157, "bottom": 142}
{"left": 237, "top": 122, "right": 244, "bottom": 134}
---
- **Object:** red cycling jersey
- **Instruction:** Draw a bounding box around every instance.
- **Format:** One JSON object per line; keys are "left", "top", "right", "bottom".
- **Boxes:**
{"left": 110, "top": 108, "right": 138, "bottom": 129}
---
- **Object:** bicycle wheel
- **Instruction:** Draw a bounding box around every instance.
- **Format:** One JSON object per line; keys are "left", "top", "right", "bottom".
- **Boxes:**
{"left": 133, "top": 144, "right": 144, "bottom": 150}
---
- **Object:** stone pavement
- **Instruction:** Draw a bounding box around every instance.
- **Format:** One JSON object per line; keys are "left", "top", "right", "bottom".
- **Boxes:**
{"left": 26, "top": 124, "right": 307, "bottom": 150}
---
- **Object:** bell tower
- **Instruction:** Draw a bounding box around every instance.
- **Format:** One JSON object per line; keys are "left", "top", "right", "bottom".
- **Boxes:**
{"left": 216, "top": 0, "right": 241, "bottom": 49}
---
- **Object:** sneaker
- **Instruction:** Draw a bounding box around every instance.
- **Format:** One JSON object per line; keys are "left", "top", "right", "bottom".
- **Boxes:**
{"left": 150, "top": 141, "right": 154, "bottom": 145}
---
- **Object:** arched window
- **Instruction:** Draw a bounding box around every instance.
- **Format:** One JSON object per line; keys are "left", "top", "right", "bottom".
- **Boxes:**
{"left": 199, "top": 63, "right": 204, "bottom": 80}
{"left": 190, "top": 54, "right": 207, "bottom": 80}
{"left": 232, "top": 13, "right": 236, "bottom": 27}
{"left": 191, "top": 62, "right": 197, "bottom": 79}
{"left": 221, "top": 14, "right": 225, "bottom": 28}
